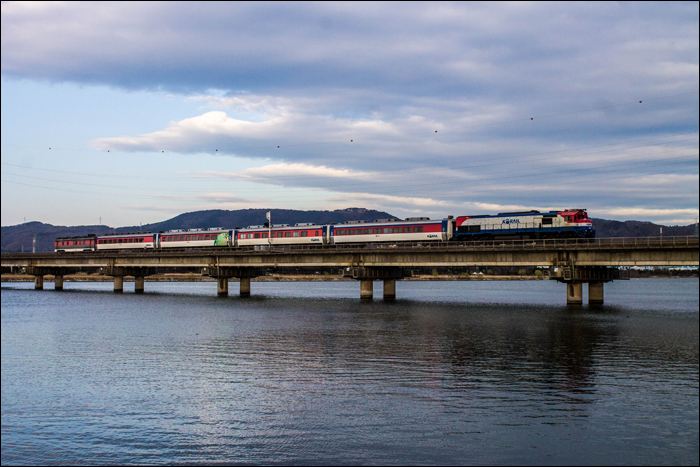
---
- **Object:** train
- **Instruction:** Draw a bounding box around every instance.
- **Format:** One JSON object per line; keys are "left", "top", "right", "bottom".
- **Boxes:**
{"left": 54, "top": 209, "right": 595, "bottom": 252}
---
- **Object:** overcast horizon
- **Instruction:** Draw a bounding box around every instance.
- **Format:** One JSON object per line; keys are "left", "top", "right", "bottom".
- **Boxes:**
{"left": 2, "top": 2, "right": 698, "bottom": 228}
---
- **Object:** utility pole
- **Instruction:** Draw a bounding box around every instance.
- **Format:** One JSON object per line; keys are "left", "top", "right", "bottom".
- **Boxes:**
{"left": 267, "top": 211, "right": 272, "bottom": 247}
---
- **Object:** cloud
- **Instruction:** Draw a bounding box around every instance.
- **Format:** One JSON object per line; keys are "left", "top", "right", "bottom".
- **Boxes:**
{"left": 199, "top": 162, "right": 375, "bottom": 183}
{"left": 2, "top": 3, "right": 698, "bottom": 226}
{"left": 3, "top": 3, "right": 697, "bottom": 100}
{"left": 595, "top": 207, "right": 699, "bottom": 218}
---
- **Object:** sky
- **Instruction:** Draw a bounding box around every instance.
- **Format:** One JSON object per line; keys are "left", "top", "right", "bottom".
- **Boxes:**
{"left": 1, "top": 2, "right": 698, "bottom": 228}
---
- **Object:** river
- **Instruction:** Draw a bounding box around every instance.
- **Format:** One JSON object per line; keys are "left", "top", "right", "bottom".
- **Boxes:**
{"left": 2, "top": 279, "right": 698, "bottom": 465}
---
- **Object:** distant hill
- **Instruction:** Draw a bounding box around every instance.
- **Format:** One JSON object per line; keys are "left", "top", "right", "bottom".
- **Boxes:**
{"left": 1, "top": 208, "right": 398, "bottom": 253}
{"left": 591, "top": 218, "right": 696, "bottom": 238}
{"left": 2, "top": 209, "right": 697, "bottom": 253}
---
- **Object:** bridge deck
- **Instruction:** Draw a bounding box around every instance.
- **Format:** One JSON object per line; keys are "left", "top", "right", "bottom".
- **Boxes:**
{"left": 2, "top": 236, "right": 697, "bottom": 269}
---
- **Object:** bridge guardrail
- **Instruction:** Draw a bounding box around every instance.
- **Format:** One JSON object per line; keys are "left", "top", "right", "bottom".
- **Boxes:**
{"left": 2, "top": 236, "right": 698, "bottom": 258}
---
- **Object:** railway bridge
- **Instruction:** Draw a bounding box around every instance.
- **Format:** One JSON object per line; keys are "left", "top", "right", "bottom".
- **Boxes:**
{"left": 2, "top": 236, "right": 698, "bottom": 305}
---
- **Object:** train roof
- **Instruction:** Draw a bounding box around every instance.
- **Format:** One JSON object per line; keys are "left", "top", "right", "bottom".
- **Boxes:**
{"left": 98, "top": 232, "right": 153, "bottom": 237}
{"left": 338, "top": 218, "right": 441, "bottom": 226}
{"left": 55, "top": 234, "right": 96, "bottom": 240}
{"left": 164, "top": 228, "right": 228, "bottom": 233}
{"left": 239, "top": 224, "right": 320, "bottom": 231}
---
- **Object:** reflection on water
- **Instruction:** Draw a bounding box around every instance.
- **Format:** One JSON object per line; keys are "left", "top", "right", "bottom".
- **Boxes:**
{"left": 1, "top": 280, "right": 698, "bottom": 465}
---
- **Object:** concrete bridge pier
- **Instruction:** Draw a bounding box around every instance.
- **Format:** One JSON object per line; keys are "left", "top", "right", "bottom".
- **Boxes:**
{"left": 588, "top": 282, "right": 604, "bottom": 305}
{"left": 346, "top": 267, "right": 410, "bottom": 300}
{"left": 555, "top": 267, "right": 623, "bottom": 305}
{"left": 54, "top": 275, "right": 64, "bottom": 291}
{"left": 383, "top": 279, "right": 396, "bottom": 300}
{"left": 239, "top": 277, "right": 250, "bottom": 297}
{"left": 240, "top": 277, "right": 251, "bottom": 297}
{"left": 34, "top": 274, "right": 44, "bottom": 290}
{"left": 105, "top": 267, "right": 157, "bottom": 293}
{"left": 206, "top": 267, "right": 265, "bottom": 297}
{"left": 217, "top": 277, "right": 229, "bottom": 296}
{"left": 566, "top": 283, "right": 583, "bottom": 305}
{"left": 360, "top": 280, "right": 374, "bottom": 299}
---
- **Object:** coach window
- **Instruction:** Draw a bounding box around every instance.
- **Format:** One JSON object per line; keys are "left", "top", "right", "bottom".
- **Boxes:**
{"left": 415, "top": 226, "right": 423, "bottom": 233}
{"left": 184, "top": 236, "right": 190, "bottom": 241}
{"left": 336, "top": 229, "right": 344, "bottom": 235}
{"left": 364, "top": 228, "right": 371, "bottom": 234}
{"left": 301, "top": 231, "right": 308, "bottom": 237}
{"left": 383, "top": 228, "right": 391, "bottom": 233}
{"left": 261, "top": 233, "right": 268, "bottom": 239}
{"left": 403, "top": 227, "right": 411, "bottom": 233}
{"left": 285, "top": 232, "right": 292, "bottom": 237}
{"left": 293, "top": 231, "right": 300, "bottom": 237}
{"left": 393, "top": 227, "right": 401, "bottom": 233}
{"left": 315, "top": 231, "right": 320, "bottom": 236}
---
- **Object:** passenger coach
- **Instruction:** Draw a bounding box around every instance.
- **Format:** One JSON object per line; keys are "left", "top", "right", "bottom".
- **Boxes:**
{"left": 54, "top": 234, "right": 97, "bottom": 252}
{"left": 97, "top": 232, "right": 156, "bottom": 250}
{"left": 332, "top": 217, "right": 449, "bottom": 244}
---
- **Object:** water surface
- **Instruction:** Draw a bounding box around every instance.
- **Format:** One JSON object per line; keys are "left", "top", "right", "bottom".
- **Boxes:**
{"left": 2, "top": 279, "right": 698, "bottom": 465}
